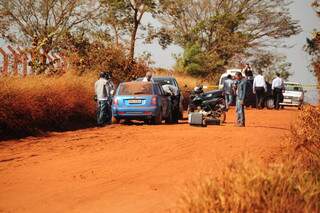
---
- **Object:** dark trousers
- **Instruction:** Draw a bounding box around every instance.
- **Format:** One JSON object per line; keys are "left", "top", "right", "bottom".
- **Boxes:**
{"left": 255, "top": 87, "right": 265, "bottom": 109}
{"left": 97, "top": 100, "right": 111, "bottom": 125}
{"left": 273, "top": 88, "right": 283, "bottom": 110}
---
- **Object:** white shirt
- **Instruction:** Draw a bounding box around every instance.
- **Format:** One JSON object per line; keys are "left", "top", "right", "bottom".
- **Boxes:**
{"left": 95, "top": 78, "right": 114, "bottom": 101}
{"left": 253, "top": 74, "right": 267, "bottom": 91}
{"left": 272, "top": 77, "right": 284, "bottom": 90}
{"left": 142, "top": 77, "right": 154, "bottom": 82}
{"left": 162, "top": 84, "right": 179, "bottom": 96}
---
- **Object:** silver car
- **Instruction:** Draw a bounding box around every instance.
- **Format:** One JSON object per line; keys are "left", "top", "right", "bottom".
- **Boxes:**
{"left": 280, "top": 82, "right": 305, "bottom": 109}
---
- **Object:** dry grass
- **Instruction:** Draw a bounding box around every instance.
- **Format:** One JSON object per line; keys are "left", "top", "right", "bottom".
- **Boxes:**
{"left": 0, "top": 73, "right": 97, "bottom": 139}
{"left": 290, "top": 105, "right": 320, "bottom": 162}
{"left": 178, "top": 159, "right": 320, "bottom": 213}
{"left": 178, "top": 106, "right": 320, "bottom": 213}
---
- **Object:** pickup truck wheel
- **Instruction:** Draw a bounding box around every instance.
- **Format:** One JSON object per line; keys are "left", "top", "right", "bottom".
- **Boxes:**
{"left": 266, "top": 98, "right": 274, "bottom": 109}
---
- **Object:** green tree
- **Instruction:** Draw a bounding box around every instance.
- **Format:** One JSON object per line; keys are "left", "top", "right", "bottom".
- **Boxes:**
{"left": 250, "top": 51, "right": 292, "bottom": 82}
{"left": 158, "top": 0, "right": 301, "bottom": 77}
{"left": 0, "top": 0, "right": 99, "bottom": 74}
{"left": 100, "top": 0, "right": 159, "bottom": 63}
{"left": 306, "top": 0, "right": 320, "bottom": 84}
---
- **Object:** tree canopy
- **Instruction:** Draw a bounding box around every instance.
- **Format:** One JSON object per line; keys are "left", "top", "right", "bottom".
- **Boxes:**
{"left": 157, "top": 0, "right": 301, "bottom": 77}
{"left": 306, "top": 0, "right": 320, "bottom": 84}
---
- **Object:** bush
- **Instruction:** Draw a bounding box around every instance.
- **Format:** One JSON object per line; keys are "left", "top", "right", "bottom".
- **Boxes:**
{"left": 178, "top": 159, "right": 320, "bottom": 213}
{"left": 178, "top": 106, "right": 320, "bottom": 213}
{"left": 61, "top": 34, "right": 149, "bottom": 82}
{"left": 290, "top": 105, "right": 320, "bottom": 162}
{"left": 0, "top": 73, "right": 96, "bottom": 139}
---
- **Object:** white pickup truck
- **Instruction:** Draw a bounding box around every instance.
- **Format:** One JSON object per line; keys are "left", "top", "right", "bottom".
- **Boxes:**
{"left": 280, "top": 82, "right": 305, "bottom": 109}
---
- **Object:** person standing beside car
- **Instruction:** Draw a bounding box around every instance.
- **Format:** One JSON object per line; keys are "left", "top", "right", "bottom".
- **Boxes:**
{"left": 223, "top": 74, "right": 234, "bottom": 110}
{"left": 253, "top": 70, "right": 267, "bottom": 109}
{"left": 234, "top": 72, "right": 247, "bottom": 127}
{"left": 95, "top": 71, "right": 115, "bottom": 126}
{"left": 272, "top": 72, "right": 285, "bottom": 110}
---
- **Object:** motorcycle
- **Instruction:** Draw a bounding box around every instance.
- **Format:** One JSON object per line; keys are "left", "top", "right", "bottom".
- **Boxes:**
{"left": 188, "top": 86, "right": 227, "bottom": 125}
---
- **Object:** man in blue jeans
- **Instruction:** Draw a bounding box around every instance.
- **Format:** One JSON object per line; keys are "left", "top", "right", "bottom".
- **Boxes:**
{"left": 234, "top": 72, "right": 247, "bottom": 127}
{"left": 95, "top": 71, "right": 115, "bottom": 126}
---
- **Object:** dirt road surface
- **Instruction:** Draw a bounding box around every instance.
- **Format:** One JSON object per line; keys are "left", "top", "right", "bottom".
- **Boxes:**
{"left": 0, "top": 109, "right": 298, "bottom": 213}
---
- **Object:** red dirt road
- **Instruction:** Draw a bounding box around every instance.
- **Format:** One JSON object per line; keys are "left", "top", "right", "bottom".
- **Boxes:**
{"left": 0, "top": 109, "right": 298, "bottom": 213}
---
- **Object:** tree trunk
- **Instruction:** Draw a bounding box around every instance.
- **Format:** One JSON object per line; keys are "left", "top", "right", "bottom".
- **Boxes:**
{"left": 129, "top": 26, "right": 138, "bottom": 63}
{"left": 129, "top": 9, "right": 139, "bottom": 63}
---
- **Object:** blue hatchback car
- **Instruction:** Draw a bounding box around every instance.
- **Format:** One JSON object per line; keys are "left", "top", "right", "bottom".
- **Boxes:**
{"left": 112, "top": 82, "right": 173, "bottom": 124}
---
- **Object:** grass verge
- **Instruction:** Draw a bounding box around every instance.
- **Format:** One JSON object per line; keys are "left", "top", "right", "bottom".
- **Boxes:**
{"left": 0, "top": 73, "right": 96, "bottom": 140}
{"left": 178, "top": 106, "right": 320, "bottom": 213}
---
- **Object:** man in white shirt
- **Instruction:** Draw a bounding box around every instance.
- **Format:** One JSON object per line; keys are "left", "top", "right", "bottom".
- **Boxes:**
{"left": 95, "top": 71, "right": 115, "bottom": 126}
{"left": 272, "top": 72, "right": 284, "bottom": 110}
{"left": 142, "top": 71, "right": 154, "bottom": 82}
{"left": 253, "top": 71, "right": 267, "bottom": 109}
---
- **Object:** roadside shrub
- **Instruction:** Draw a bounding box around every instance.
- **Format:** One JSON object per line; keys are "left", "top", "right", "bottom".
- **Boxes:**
{"left": 0, "top": 73, "right": 96, "bottom": 139}
{"left": 178, "top": 106, "right": 320, "bottom": 213}
{"left": 290, "top": 105, "right": 320, "bottom": 162}
{"left": 178, "top": 159, "right": 320, "bottom": 213}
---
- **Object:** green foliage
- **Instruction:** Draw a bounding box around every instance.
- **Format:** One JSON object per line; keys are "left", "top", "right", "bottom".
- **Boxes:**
{"left": 100, "top": 0, "right": 160, "bottom": 61}
{"left": 305, "top": 1, "right": 320, "bottom": 84}
{"left": 250, "top": 51, "right": 292, "bottom": 81}
{"left": 159, "top": 0, "right": 301, "bottom": 77}
{"left": 0, "top": 0, "right": 99, "bottom": 74}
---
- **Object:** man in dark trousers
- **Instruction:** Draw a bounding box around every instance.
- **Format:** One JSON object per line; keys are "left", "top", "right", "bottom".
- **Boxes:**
{"left": 95, "top": 71, "right": 115, "bottom": 126}
{"left": 272, "top": 72, "right": 285, "bottom": 110}
{"left": 253, "top": 70, "right": 267, "bottom": 109}
{"left": 234, "top": 72, "right": 247, "bottom": 127}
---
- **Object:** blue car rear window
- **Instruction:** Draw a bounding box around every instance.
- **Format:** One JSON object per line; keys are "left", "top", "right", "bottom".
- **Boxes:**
{"left": 118, "top": 83, "right": 153, "bottom": 95}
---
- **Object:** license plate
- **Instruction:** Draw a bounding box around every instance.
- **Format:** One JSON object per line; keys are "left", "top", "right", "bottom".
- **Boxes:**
{"left": 128, "top": 99, "right": 142, "bottom": 104}
{"left": 283, "top": 98, "right": 292, "bottom": 103}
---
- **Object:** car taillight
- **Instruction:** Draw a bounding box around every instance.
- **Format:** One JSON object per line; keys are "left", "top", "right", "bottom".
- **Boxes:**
{"left": 151, "top": 96, "right": 157, "bottom": 106}
{"left": 113, "top": 98, "right": 118, "bottom": 106}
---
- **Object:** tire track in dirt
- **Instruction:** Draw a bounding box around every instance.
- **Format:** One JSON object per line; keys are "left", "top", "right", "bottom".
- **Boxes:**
{"left": 0, "top": 108, "right": 298, "bottom": 213}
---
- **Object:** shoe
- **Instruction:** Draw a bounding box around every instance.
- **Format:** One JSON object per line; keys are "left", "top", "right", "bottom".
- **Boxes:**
{"left": 235, "top": 123, "right": 245, "bottom": 127}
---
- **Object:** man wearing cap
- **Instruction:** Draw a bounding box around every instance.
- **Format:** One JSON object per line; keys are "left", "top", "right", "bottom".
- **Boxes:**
{"left": 95, "top": 71, "right": 115, "bottom": 126}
